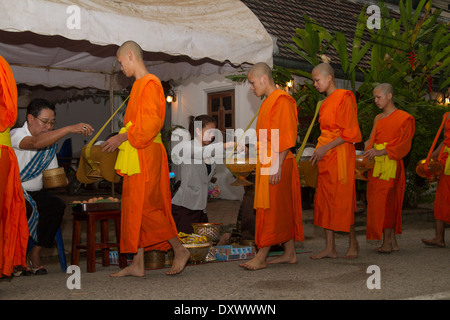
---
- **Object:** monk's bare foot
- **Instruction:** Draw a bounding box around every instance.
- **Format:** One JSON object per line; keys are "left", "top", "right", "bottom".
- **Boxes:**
{"left": 166, "top": 247, "right": 190, "bottom": 275}
{"left": 239, "top": 258, "right": 267, "bottom": 271}
{"left": 343, "top": 245, "right": 359, "bottom": 259}
{"left": 267, "top": 253, "right": 297, "bottom": 265}
{"left": 374, "top": 246, "right": 392, "bottom": 254}
{"left": 422, "top": 238, "right": 445, "bottom": 248}
{"left": 310, "top": 248, "right": 338, "bottom": 260}
{"left": 110, "top": 265, "right": 145, "bottom": 277}
{"left": 391, "top": 236, "right": 399, "bottom": 251}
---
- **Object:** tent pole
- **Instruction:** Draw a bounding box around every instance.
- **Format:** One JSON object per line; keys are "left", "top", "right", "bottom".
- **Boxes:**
{"left": 110, "top": 59, "right": 117, "bottom": 134}
{"left": 110, "top": 59, "right": 116, "bottom": 197}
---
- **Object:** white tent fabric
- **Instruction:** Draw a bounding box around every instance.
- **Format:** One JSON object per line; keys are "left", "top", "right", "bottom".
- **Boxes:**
{"left": 0, "top": 0, "right": 273, "bottom": 90}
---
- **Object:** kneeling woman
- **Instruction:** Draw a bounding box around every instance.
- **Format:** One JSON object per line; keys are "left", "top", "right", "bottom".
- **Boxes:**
{"left": 171, "top": 115, "right": 236, "bottom": 234}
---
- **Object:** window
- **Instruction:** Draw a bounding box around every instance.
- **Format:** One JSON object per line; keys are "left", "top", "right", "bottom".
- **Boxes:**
{"left": 207, "top": 90, "right": 235, "bottom": 133}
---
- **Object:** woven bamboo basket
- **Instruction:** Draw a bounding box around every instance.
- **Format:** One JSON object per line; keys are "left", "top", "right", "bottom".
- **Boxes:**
{"left": 42, "top": 167, "right": 67, "bottom": 188}
{"left": 192, "top": 223, "right": 222, "bottom": 242}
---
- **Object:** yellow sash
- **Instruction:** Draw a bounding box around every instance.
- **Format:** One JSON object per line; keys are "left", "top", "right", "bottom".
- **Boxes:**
{"left": 0, "top": 128, "right": 11, "bottom": 157}
{"left": 317, "top": 129, "right": 348, "bottom": 184}
{"left": 372, "top": 142, "right": 397, "bottom": 180}
{"left": 114, "top": 121, "right": 162, "bottom": 176}
{"left": 444, "top": 145, "right": 450, "bottom": 175}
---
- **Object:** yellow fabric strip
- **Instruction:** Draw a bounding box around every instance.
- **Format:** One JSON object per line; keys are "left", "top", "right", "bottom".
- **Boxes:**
{"left": 317, "top": 129, "right": 348, "bottom": 185}
{"left": 0, "top": 128, "right": 12, "bottom": 157}
{"left": 444, "top": 145, "right": 450, "bottom": 175}
{"left": 114, "top": 121, "right": 141, "bottom": 176}
{"left": 372, "top": 142, "right": 397, "bottom": 180}
{"left": 0, "top": 128, "right": 11, "bottom": 147}
{"left": 153, "top": 132, "right": 162, "bottom": 144}
{"left": 114, "top": 121, "right": 162, "bottom": 176}
{"left": 85, "top": 95, "right": 130, "bottom": 171}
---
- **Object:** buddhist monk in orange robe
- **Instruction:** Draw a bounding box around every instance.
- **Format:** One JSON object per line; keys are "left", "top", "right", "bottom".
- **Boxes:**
{"left": 309, "top": 63, "right": 362, "bottom": 259}
{"left": 239, "top": 62, "right": 303, "bottom": 271}
{"left": 103, "top": 41, "right": 189, "bottom": 277}
{"left": 0, "top": 56, "right": 29, "bottom": 278}
{"left": 364, "top": 83, "right": 415, "bottom": 253}
{"left": 422, "top": 111, "right": 450, "bottom": 248}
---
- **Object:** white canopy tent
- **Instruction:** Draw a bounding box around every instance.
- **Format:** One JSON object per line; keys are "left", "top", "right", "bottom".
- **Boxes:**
{"left": 1, "top": 0, "right": 270, "bottom": 200}
{"left": 0, "top": 0, "right": 273, "bottom": 94}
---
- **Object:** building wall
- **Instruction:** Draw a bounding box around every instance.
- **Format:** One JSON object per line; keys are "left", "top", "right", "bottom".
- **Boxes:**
{"left": 171, "top": 73, "right": 261, "bottom": 133}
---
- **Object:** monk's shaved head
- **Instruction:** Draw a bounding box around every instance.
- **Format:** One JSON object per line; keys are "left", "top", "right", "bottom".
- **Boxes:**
{"left": 248, "top": 62, "right": 274, "bottom": 82}
{"left": 247, "top": 62, "right": 277, "bottom": 97}
{"left": 311, "top": 63, "right": 336, "bottom": 95}
{"left": 116, "top": 40, "right": 148, "bottom": 79}
{"left": 117, "top": 40, "right": 143, "bottom": 61}
{"left": 312, "top": 63, "right": 335, "bottom": 79}
{"left": 373, "top": 82, "right": 395, "bottom": 110}
{"left": 374, "top": 83, "right": 394, "bottom": 95}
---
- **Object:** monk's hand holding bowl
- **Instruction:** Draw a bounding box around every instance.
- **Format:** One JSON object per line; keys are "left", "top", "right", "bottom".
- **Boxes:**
{"left": 310, "top": 145, "right": 328, "bottom": 166}
{"left": 363, "top": 148, "right": 386, "bottom": 160}
{"left": 102, "top": 133, "right": 127, "bottom": 153}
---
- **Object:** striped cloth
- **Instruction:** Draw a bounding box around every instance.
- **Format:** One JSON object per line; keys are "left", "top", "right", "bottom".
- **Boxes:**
{"left": 20, "top": 144, "right": 57, "bottom": 243}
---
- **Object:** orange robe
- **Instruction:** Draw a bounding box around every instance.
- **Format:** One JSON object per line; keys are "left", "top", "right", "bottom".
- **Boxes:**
{"left": 434, "top": 112, "right": 450, "bottom": 223}
{"left": 0, "top": 56, "right": 28, "bottom": 277}
{"left": 118, "top": 74, "right": 177, "bottom": 253}
{"left": 254, "top": 89, "right": 303, "bottom": 249}
{"left": 366, "top": 110, "right": 415, "bottom": 240}
{"left": 314, "top": 89, "right": 361, "bottom": 232}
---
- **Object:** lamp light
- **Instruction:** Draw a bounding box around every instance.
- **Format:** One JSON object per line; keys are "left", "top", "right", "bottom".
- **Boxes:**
{"left": 166, "top": 90, "right": 176, "bottom": 103}
{"left": 286, "top": 80, "right": 293, "bottom": 88}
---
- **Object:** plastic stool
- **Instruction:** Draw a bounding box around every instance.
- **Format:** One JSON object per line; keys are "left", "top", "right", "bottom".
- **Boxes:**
{"left": 27, "top": 227, "right": 67, "bottom": 272}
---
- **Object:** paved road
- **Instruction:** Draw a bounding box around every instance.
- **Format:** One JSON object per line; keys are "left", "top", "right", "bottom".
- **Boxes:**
{"left": 1, "top": 195, "right": 448, "bottom": 320}
{"left": 2, "top": 211, "right": 448, "bottom": 301}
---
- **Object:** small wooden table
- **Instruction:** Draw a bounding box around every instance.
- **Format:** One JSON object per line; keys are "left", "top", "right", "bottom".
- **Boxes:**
{"left": 71, "top": 202, "right": 127, "bottom": 273}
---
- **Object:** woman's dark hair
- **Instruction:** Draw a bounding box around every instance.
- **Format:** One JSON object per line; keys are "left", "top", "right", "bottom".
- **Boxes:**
{"left": 188, "top": 114, "right": 216, "bottom": 138}
{"left": 27, "top": 98, "right": 56, "bottom": 118}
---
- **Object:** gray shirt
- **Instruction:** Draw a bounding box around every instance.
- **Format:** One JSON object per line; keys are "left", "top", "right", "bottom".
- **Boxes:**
{"left": 171, "top": 138, "right": 219, "bottom": 211}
